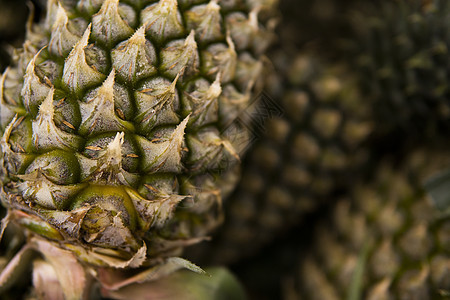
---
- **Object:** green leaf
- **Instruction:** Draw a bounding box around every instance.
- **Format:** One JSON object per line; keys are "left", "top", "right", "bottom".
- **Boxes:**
{"left": 101, "top": 267, "right": 247, "bottom": 300}
{"left": 347, "top": 241, "right": 371, "bottom": 300}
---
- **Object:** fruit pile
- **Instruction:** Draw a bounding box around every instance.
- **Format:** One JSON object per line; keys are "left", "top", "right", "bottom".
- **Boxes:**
{"left": 0, "top": 0, "right": 449, "bottom": 299}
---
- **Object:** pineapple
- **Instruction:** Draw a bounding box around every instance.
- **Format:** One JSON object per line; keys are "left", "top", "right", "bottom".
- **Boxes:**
{"left": 0, "top": 0, "right": 278, "bottom": 297}
{"left": 290, "top": 151, "right": 450, "bottom": 300}
{"left": 188, "top": 49, "right": 373, "bottom": 265}
{"left": 342, "top": 0, "right": 450, "bottom": 146}
{"left": 278, "top": 0, "right": 357, "bottom": 48}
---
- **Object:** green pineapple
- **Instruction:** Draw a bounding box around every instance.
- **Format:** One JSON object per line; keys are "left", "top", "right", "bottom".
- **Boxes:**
{"left": 278, "top": 0, "right": 357, "bottom": 48}
{"left": 342, "top": 0, "right": 450, "bottom": 145}
{"left": 0, "top": 0, "right": 278, "bottom": 297}
{"left": 189, "top": 49, "right": 373, "bottom": 264}
{"left": 290, "top": 151, "right": 450, "bottom": 300}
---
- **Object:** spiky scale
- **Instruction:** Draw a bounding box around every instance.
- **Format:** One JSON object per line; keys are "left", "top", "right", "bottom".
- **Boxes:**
{"left": 48, "top": 4, "right": 82, "bottom": 56}
{"left": 62, "top": 25, "right": 105, "bottom": 94}
{"left": 141, "top": 0, "right": 184, "bottom": 43}
{"left": 111, "top": 26, "right": 158, "bottom": 83}
{"left": 160, "top": 30, "right": 200, "bottom": 79}
{"left": 134, "top": 75, "right": 180, "bottom": 133}
{"left": 0, "top": 0, "right": 278, "bottom": 296}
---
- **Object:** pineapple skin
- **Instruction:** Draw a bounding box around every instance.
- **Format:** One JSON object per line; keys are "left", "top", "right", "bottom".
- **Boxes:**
{"left": 0, "top": 0, "right": 278, "bottom": 271}
{"left": 292, "top": 151, "right": 450, "bottom": 300}
{"left": 343, "top": 0, "right": 450, "bottom": 146}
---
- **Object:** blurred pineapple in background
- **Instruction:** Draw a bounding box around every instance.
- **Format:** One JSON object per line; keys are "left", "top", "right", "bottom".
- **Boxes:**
{"left": 341, "top": 0, "right": 450, "bottom": 148}
{"left": 189, "top": 50, "right": 373, "bottom": 265}
{"left": 288, "top": 150, "right": 450, "bottom": 300}
{"left": 196, "top": 0, "right": 450, "bottom": 299}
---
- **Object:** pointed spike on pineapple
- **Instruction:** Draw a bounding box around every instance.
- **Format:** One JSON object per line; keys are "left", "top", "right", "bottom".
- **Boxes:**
{"left": 98, "top": 68, "right": 116, "bottom": 104}
{"left": 187, "top": 129, "right": 240, "bottom": 172}
{"left": 134, "top": 75, "right": 180, "bottom": 134}
{"left": 207, "top": 1, "right": 221, "bottom": 15}
{"left": 221, "top": 32, "right": 238, "bottom": 83}
{"left": 92, "top": 0, "right": 134, "bottom": 46}
{"left": 221, "top": 138, "right": 240, "bottom": 162}
{"left": 79, "top": 69, "right": 134, "bottom": 135}
{"left": 141, "top": 0, "right": 184, "bottom": 43}
{"left": 185, "top": 30, "right": 197, "bottom": 49}
{"left": 126, "top": 188, "right": 187, "bottom": 231}
{"left": 160, "top": 114, "right": 190, "bottom": 171}
{"left": 161, "top": 30, "right": 199, "bottom": 79}
{"left": 185, "top": 0, "right": 223, "bottom": 43}
{"left": 21, "top": 48, "right": 52, "bottom": 115}
{"left": 186, "top": 74, "right": 222, "bottom": 128}
{"left": 173, "top": 114, "right": 190, "bottom": 140}
{"left": 45, "top": 0, "right": 59, "bottom": 30}
{"left": 209, "top": 73, "right": 222, "bottom": 99}
{"left": 32, "top": 88, "right": 83, "bottom": 151}
{"left": 249, "top": 7, "right": 260, "bottom": 30}
{"left": 138, "top": 115, "right": 190, "bottom": 173}
{"left": 38, "top": 87, "right": 56, "bottom": 117}
{"left": 111, "top": 25, "right": 158, "bottom": 83}
{"left": 104, "top": 132, "right": 125, "bottom": 167}
{"left": 165, "top": 71, "right": 181, "bottom": 98}
{"left": 201, "top": 31, "right": 237, "bottom": 83}
{"left": 62, "top": 24, "right": 105, "bottom": 94}
{"left": 88, "top": 132, "right": 139, "bottom": 186}
{"left": 227, "top": 9, "right": 261, "bottom": 52}
{"left": 226, "top": 31, "right": 236, "bottom": 52}
{"left": 130, "top": 25, "right": 147, "bottom": 45}
{"left": 170, "top": 72, "right": 181, "bottom": 91}
{"left": 53, "top": 3, "right": 68, "bottom": 29}
{"left": 48, "top": 3, "right": 81, "bottom": 56}
{"left": 1, "top": 114, "right": 18, "bottom": 146}
{"left": 249, "top": 7, "right": 276, "bottom": 55}
{"left": 0, "top": 68, "right": 8, "bottom": 105}
{"left": 209, "top": 1, "right": 220, "bottom": 11}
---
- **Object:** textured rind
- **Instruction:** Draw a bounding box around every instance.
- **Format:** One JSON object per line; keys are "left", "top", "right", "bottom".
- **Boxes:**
{"left": 293, "top": 150, "right": 450, "bottom": 299}
{"left": 0, "top": 0, "right": 278, "bottom": 267}
{"left": 187, "top": 49, "right": 373, "bottom": 264}
{"left": 344, "top": 0, "right": 450, "bottom": 146}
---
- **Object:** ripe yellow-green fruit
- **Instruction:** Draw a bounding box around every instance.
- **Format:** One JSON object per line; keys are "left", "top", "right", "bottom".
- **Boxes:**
{"left": 0, "top": 0, "right": 278, "bottom": 297}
